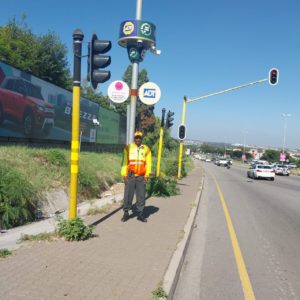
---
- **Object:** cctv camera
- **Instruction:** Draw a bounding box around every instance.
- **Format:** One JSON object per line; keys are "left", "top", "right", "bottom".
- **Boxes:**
{"left": 137, "top": 39, "right": 144, "bottom": 47}
{"left": 92, "top": 119, "right": 100, "bottom": 126}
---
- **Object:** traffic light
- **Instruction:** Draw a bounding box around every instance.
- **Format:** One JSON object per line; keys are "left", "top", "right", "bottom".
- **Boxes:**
{"left": 88, "top": 33, "right": 111, "bottom": 89}
{"left": 166, "top": 110, "right": 175, "bottom": 128}
{"left": 178, "top": 124, "right": 186, "bottom": 140}
{"left": 269, "top": 68, "right": 279, "bottom": 85}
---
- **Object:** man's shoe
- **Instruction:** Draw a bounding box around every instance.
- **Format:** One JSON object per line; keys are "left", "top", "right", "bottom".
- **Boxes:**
{"left": 121, "top": 212, "right": 129, "bottom": 222}
{"left": 137, "top": 215, "right": 147, "bottom": 223}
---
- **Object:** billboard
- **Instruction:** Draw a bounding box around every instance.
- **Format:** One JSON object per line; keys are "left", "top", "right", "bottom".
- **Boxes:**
{"left": 0, "top": 61, "right": 126, "bottom": 144}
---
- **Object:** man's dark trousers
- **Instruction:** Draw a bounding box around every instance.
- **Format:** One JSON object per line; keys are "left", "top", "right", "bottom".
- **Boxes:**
{"left": 124, "top": 175, "right": 146, "bottom": 215}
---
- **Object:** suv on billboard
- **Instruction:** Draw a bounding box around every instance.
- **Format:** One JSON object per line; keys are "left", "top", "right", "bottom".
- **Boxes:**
{"left": 0, "top": 77, "right": 54, "bottom": 136}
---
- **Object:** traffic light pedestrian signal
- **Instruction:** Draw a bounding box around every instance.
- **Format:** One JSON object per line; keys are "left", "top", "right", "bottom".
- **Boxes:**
{"left": 166, "top": 111, "right": 175, "bottom": 128}
{"left": 178, "top": 124, "right": 186, "bottom": 140}
{"left": 269, "top": 68, "right": 279, "bottom": 85}
{"left": 88, "top": 33, "right": 111, "bottom": 89}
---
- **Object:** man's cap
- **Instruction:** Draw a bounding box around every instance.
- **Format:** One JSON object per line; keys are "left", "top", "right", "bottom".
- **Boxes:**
{"left": 134, "top": 131, "right": 143, "bottom": 137}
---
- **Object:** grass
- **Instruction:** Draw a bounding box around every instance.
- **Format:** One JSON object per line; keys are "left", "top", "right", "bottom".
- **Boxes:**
{"left": 0, "top": 248, "right": 12, "bottom": 258}
{"left": 87, "top": 202, "right": 120, "bottom": 216}
{"left": 19, "top": 232, "right": 56, "bottom": 242}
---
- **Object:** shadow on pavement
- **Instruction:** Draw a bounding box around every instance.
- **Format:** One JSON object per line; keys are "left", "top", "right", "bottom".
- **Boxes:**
{"left": 89, "top": 206, "right": 123, "bottom": 227}
{"left": 143, "top": 205, "right": 159, "bottom": 218}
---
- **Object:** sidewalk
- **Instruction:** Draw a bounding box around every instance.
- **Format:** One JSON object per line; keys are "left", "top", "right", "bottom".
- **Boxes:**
{"left": 0, "top": 163, "right": 203, "bottom": 300}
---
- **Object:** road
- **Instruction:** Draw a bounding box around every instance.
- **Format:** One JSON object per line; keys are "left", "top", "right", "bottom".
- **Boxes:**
{"left": 173, "top": 161, "right": 300, "bottom": 300}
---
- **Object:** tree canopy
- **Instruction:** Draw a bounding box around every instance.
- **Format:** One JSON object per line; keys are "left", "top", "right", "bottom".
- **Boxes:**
{"left": 0, "top": 17, "right": 71, "bottom": 89}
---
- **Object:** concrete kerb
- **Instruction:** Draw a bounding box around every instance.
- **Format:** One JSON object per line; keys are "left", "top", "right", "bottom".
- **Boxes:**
{"left": 162, "top": 173, "right": 205, "bottom": 299}
{"left": 0, "top": 192, "right": 124, "bottom": 251}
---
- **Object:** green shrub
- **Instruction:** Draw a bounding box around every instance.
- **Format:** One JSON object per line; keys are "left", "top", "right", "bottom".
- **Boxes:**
{"left": 152, "top": 286, "right": 167, "bottom": 299}
{"left": 0, "top": 161, "right": 36, "bottom": 229}
{"left": 46, "top": 149, "right": 68, "bottom": 167}
{"left": 78, "top": 169, "right": 99, "bottom": 198}
{"left": 56, "top": 217, "right": 94, "bottom": 241}
{"left": 0, "top": 248, "right": 12, "bottom": 258}
{"left": 146, "top": 177, "right": 180, "bottom": 197}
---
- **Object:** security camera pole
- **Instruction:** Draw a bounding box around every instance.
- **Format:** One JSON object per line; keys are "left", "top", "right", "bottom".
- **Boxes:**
{"left": 118, "top": 0, "right": 159, "bottom": 143}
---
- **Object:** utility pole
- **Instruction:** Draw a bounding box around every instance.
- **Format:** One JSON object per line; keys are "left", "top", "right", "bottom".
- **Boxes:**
{"left": 69, "top": 29, "right": 84, "bottom": 219}
{"left": 178, "top": 97, "right": 187, "bottom": 179}
{"left": 282, "top": 113, "right": 291, "bottom": 153}
{"left": 128, "top": 0, "right": 143, "bottom": 144}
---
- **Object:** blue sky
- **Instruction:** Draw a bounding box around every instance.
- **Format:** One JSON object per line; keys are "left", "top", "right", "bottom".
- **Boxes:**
{"left": 1, "top": 0, "right": 299, "bottom": 148}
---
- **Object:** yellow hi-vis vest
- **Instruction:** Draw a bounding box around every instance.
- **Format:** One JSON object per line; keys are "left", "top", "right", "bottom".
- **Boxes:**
{"left": 121, "top": 143, "right": 152, "bottom": 177}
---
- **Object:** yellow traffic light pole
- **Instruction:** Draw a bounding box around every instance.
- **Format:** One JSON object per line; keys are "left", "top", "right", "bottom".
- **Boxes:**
{"left": 156, "top": 126, "right": 164, "bottom": 177}
{"left": 156, "top": 108, "right": 166, "bottom": 177}
{"left": 178, "top": 96, "right": 187, "bottom": 179}
{"left": 69, "top": 30, "right": 84, "bottom": 219}
{"left": 177, "top": 77, "right": 270, "bottom": 179}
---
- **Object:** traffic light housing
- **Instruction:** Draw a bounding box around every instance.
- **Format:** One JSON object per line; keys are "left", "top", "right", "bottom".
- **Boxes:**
{"left": 88, "top": 33, "right": 111, "bottom": 89}
{"left": 269, "top": 68, "right": 279, "bottom": 85}
{"left": 166, "top": 110, "right": 175, "bottom": 128}
{"left": 178, "top": 124, "right": 186, "bottom": 140}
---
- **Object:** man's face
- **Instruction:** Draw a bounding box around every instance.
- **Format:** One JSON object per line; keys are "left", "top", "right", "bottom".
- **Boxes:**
{"left": 134, "top": 136, "right": 142, "bottom": 146}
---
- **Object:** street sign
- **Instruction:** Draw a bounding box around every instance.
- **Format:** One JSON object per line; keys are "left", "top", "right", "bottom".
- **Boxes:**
{"left": 138, "top": 82, "right": 161, "bottom": 105}
{"left": 108, "top": 80, "right": 129, "bottom": 103}
{"left": 280, "top": 152, "right": 286, "bottom": 161}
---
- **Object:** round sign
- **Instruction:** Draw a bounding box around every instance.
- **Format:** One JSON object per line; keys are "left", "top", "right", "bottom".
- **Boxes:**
{"left": 138, "top": 82, "right": 161, "bottom": 105}
{"left": 108, "top": 81, "right": 130, "bottom": 103}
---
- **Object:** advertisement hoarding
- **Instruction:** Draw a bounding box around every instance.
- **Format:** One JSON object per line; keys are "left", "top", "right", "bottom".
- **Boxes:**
{"left": 0, "top": 61, "right": 126, "bottom": 144}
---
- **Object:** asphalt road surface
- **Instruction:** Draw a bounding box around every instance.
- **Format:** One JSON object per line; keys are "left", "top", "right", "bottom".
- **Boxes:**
{"left": 173, "top": 160, "right": 300, "bottom": 300}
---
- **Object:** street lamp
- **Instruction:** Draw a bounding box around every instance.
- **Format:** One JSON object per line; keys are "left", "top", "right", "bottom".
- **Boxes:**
{"left": 282, "top": 113, "right": 291, "bottom": 153}
{"left": 242, "top": 131, "right": 248, "bottom": 162}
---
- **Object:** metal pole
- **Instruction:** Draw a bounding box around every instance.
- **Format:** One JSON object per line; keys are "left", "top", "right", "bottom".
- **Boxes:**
{"left": 282, "top": 113, "right": 291, "bottom": 153}
{"left": 178, "top": 97, "right": 187, "bottom": 179}
{"left": 128, "top": 0, "right": 143, "bottom": 143}
{"left": 126, "top": 104, "right": 130, "bottom": 144}
{"left": 69, "top": 29, "right": 84, "bottom": 219}
{"left": 187, "top": 78, "right": 268, "bottom": 104}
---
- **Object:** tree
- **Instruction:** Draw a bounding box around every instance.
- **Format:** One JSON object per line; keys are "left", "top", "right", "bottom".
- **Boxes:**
{"left": 260, "top": 149, "right": 281, "bottom": 163}
{"left": 0, "top": 16, "right": 71, "bottom": 89}
{"left": 118, "top": 65, "right": 156, "bottom": 134}
{"left": 81, "top": 81, "right": 112, "bottom": 110}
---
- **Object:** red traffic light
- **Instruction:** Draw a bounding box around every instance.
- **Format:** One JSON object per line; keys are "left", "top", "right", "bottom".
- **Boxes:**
{"left": 269, "top": 68, "right": 279, "bottom": 85}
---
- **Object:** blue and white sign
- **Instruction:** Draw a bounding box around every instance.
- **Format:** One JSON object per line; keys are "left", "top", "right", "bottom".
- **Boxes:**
{"left": 138, "top": 82, "right": 161, "bottom": 105}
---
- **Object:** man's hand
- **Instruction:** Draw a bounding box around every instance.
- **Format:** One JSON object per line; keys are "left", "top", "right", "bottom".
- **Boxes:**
{"left": 123, "top": 176, "right": 128, "bottom": 183}
{"left": 144, "top": 176, "right": 148, "bottom": 183}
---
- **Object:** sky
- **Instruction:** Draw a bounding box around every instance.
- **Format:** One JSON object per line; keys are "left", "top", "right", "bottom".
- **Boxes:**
{"left": 0, "top": 0, "right": 299, "bottom": 149}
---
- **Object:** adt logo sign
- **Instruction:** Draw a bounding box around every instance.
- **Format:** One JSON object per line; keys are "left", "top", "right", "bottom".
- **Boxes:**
{"left": 139, "top": 82, "right": 161, "bottom": 105}
{"left": 143, "top": 88, "right": 156, "bottom": 98}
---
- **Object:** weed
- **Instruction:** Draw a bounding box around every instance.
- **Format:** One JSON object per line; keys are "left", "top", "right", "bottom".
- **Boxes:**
{"left": 146, "top": 177, "right": 180, "bottom": 197}
{"left": 0, "top": 248, "right": 12, "bottom": 258}
{"left": 56, "top": 217, "right": 94, "bottom": 241}
{"left": 178, "top": 229, "right": 185, "bottom": 243}
{"left": 0, "top": 161, "right": 36, "bottom": 229}
{"left": 152, "top": 285, "right": 167, "bottom": 299}
{"left": 20, "top": 232, "right": 55, "bottom": 242}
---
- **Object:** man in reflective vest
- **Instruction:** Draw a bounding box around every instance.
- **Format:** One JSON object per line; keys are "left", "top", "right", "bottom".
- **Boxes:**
{"left": 121, "top": 131, "right": 152, "bottom": 222}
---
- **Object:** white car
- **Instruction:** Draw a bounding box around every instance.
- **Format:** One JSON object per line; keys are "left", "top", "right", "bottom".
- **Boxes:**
{"left": 274, "top": 164, "right": 290, "bottom": 176}
{"left": 247, "top": 164, "right": 275, "bottom": 181}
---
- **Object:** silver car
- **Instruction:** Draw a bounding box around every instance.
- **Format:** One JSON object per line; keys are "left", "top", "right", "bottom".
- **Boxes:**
{"left": 247, "top": 164, "right": 275, "bottom": 181}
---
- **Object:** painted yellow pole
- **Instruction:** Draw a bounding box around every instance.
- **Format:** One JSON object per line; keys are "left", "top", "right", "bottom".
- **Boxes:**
{"left": 156, "top": 126, "right": 164, "bottom": 177}
{"left": 69, "top": 30, "right": 84, "bottom": 219}
{"left": 178, "top": 96, "right": 187, "bottom": 179}
{"left": 69, "top": 85, "right": 80, "bottom": 219}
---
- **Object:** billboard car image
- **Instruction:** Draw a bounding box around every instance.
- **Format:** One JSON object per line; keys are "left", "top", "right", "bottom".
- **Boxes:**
{"left": 0, "top": 61, "right": 126, "bottom": 144}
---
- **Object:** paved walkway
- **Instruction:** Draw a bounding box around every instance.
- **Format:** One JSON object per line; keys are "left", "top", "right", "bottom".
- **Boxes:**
{"left": 0, "top": 163, "right": 203, "bottom": 300}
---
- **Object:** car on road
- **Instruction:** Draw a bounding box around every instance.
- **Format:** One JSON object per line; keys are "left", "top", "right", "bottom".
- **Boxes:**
{"left": 247, "top": 164, "right": 275, "bottom": 181}
{"left": 0, "top": 77, "right": 54, "bottom": 137}
{"left": 274, "top": 164, "right": 290, "bottom": 176}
